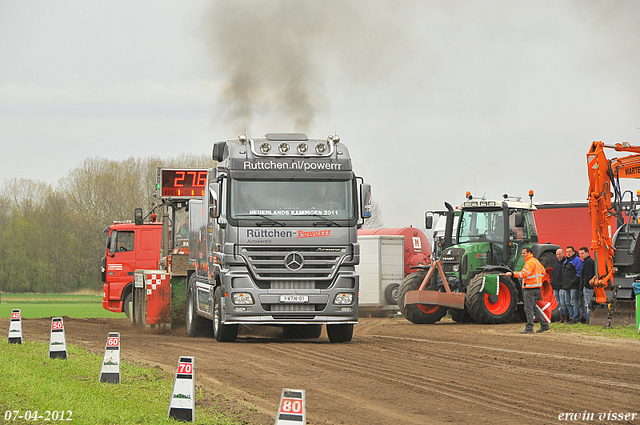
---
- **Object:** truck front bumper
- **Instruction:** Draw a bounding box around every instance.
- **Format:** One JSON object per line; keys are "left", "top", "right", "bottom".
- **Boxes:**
{"left": 220, "top": 271, "right": 358, "bottom": 325}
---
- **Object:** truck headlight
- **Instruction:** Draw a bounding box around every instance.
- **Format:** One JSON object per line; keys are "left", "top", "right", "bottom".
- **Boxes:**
{"left": 452, "top": 264, "right": 460, "bottom": 272}
{"left": 231, "top": 293, "right": 254, "bottom": 305}
{"left": 334, "top": 293, "right": 353, "bottom": 305}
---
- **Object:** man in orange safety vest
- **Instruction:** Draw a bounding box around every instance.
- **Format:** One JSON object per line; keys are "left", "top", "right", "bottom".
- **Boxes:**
{"left": 506, "top": 247, "right": 551, "bottom": 334}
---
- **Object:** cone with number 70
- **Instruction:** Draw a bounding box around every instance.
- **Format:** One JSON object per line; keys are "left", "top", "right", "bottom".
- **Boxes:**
{"left": 168, "top": 356, "right": 194, "bottom": 422}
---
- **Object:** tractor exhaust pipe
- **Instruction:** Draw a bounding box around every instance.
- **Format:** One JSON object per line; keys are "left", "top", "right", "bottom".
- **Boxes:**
{"left": 443, "top": 202, "right": 454, "bottom": 249}
{"left": 502, "top": 201, "right": 510, "bottom": 265}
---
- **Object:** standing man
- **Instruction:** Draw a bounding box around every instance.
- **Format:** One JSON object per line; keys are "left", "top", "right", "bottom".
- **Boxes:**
{"left": 579, "top": 247, "right": 595, "bottom": 324}
{"left": 550, "top": 248, "right": 566, "bottom": 322}
{"left": 506, "top": 247, "right": 550, "bottom": 334}
{"left": 564, "top": 246, "right": 583, "bottom": 324}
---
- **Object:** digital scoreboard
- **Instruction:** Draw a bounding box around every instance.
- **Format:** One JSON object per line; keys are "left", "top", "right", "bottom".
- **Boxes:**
{"left": 158, "top": 169, "right": 208, "bottom": 199}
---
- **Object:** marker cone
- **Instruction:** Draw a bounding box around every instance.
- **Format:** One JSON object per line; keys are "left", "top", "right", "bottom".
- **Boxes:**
{"left": 275, "top": 389, "right": 306, "bottom": 425}
{"left": 49, "top": 317, "right": 67, "bottom": 360}
{"left": 8, "top": 309, "right": 22, "bottom": 344}
{"left": 99, "top": 332, "right": 121, "bottom": 384}
{"left": 168, "top": 356, "right": 194, "bottom": 422}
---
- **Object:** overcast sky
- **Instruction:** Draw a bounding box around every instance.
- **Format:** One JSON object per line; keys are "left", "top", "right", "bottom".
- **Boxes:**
{"left": 1, "top": 1, "right": 639, "bottom": 228}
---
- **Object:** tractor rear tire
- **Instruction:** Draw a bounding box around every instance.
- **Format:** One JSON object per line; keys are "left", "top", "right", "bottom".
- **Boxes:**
{"left": 465, "top": 273, "right": 517, "bottom": 324}
{"left": 448, "top": 307, "right": 475, "bottom": 323}
{"left": 538, "top": 251, "right": 556, "bottom": 269}
{"left": 397, "top": 270, "right": 447, "bottom": 324}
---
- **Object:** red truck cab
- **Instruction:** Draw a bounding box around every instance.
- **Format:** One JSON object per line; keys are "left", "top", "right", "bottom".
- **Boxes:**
{"left": 101, "top": 221, "right": 162, "bottom": 316}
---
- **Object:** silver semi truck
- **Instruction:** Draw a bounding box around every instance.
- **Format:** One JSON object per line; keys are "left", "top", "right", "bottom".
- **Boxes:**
{"left": 186, "top": 133, "right": 371, "bottom": 342}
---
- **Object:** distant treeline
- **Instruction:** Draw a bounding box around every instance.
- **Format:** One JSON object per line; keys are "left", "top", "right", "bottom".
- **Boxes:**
{"left": 0, "top": 154, "right": 211, "bottom": 293}
{"left": 0, "top": 154, "right": 384, "bottom": 293}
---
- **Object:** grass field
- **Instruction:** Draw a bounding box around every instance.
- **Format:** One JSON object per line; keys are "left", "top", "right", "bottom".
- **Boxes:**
{"left": 549, "top": 321, "right": 640, "bottom": 339}
{"left": 0, "top": 292, "right": 126, "bottom": 319}
{"left": 0, "top": 342, "right": 243, "bottom": 425}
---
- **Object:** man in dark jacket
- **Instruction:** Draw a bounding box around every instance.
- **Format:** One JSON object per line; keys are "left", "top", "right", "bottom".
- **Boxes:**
{"left": 563, "top": 246, "right": 583, "bottom": 324}
{"left": 579, "top": 247, "right": 595, "bottom": 324}
{"left": 550, "top": 248, "right": 567, "bottom": 322}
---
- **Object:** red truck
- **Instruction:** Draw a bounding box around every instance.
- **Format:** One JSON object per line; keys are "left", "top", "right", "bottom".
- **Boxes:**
{"left": 101, "top": 219, "right": 163, "bottom": 316}
{"left": 101, "top": 168, "right": 206, "bottom": 318}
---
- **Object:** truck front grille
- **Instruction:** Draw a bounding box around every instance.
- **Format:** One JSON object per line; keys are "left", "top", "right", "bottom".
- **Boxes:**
{"left": 241, "top": 246, "right": 346, "bottom": 287}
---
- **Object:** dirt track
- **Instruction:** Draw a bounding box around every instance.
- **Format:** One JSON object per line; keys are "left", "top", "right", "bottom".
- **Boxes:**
{"left": 4, "top": 316, "right": 640, "bottom": 424}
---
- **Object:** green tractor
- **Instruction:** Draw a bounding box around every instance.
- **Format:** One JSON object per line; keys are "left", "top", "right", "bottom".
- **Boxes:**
{"left": 398, "top": 192, "right": 559, "bottom": 324}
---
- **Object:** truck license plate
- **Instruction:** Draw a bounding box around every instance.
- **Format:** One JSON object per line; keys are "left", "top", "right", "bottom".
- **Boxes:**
{"left": 280, "top": 295, "right": 309, "bottom": 303}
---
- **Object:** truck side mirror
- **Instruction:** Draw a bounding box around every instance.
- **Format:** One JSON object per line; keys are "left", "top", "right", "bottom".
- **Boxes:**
{"left": 425, "top": 213, "right": 434, "bottom": 229}
{"left": 209, "top": 183, "right": 220, "bottom": 218}
{"left": 514, "top": 212, "right": 525, "bottom": 228}
{"left": 212, "top": 141, "right": 226, "bottom": 162}
{"left": 134, "top": 208, "right": 143, "bottom": 226}
{"left": 360, "top": 183, "right": 372, "bottom": 219}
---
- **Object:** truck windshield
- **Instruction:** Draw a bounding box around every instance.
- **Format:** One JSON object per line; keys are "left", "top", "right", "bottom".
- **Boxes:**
{"left": 230, "top": 179, "right": 354, "bottom": 221}
{"left": 458, "top": 209, "right": 504, "bottom": 243}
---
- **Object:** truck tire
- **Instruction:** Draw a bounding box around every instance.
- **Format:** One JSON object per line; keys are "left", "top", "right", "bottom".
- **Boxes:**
{"left": 384, "top": 283, "right": 400, "bottom": 305}
{"left": 186, "top": 277, "right": 212, "bottom": 338}
{"left": 283, "top": 324, "right": 323, "bottom": 339}
{"left": 326, "top": 324, "right": 353, "bottom": 342}
{"left": 397, "top": 270, "right": 447, "bottom": 324}
{"left": 448, "top": 307, "right": 474, "bottom": 323}
{"left": 213, "top": 286, "right": 238, "bottom": 342}
{"left": 465, "top": 273, "right": 517, "bottom": 324}
{"left": 123, "top": 292, "right": 132, "bottom": 319}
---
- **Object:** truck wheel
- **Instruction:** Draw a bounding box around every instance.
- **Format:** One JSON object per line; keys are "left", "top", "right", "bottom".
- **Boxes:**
{"left": 283, "top": 324, "right": 323, "bottom": 339}
{"left": 186, "top": 278, "right": 212, "bottom": 337}
{"left": 448, "top": 307, "right": 475, "bottom": 323}
{"left": 397, "top": 270, "right": 447, "bottom": 324}
{"left": 465, "top": 273, "right": 517, "bottom": 324}
{"left": 384, "top": 283, "right": 400, "bottom": 305}
{"left": 123, "top": 292, "right": 132, "bottom": 319}
{"left": 213, "top": 286, "right": 238, "bottom": 342}
{"left": 326, "top": 324, "right": 353, "bottom": 342}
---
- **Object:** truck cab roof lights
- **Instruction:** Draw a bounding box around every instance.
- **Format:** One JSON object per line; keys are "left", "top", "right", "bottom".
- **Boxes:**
{"left": 315, "top": 142, "right": 327, "bottom": 154}
{"left": 249, "top": 137, "right": 336, "bottom": 157}
{"left": 278, "top": 142, "right": 290, "bottom": 154}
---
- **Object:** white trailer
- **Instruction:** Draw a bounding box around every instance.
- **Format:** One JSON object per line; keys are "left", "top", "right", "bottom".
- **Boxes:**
{"left": 356, "top": 235, "right": 404, "bottom": 316}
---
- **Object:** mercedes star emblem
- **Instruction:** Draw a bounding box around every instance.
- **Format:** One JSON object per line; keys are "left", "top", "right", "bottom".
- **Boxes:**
{"left": 284, "top": 252, "right": 304, "bottom": 271}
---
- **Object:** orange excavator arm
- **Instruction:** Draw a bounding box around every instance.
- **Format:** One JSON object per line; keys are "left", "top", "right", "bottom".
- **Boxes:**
{"left": 586, "top": 141, "right": 640, "bottom": 304}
